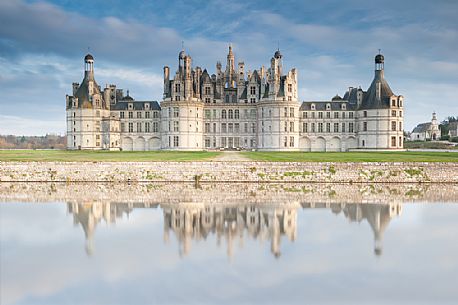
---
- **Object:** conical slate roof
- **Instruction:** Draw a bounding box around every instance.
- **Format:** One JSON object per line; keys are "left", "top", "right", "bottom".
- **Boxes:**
{"left": 360, "top": 70, "right": 394, "bottom": 110}
{"left": 74, "top": 72, "right": 102, "bottom": 108}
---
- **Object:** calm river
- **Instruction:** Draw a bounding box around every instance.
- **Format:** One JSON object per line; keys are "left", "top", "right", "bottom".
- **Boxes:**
{"left": 1, "top": 183, "right": 457, "bottom": 305}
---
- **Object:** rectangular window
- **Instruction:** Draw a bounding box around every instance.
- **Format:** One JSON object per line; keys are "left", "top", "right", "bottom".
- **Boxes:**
{"left": 128, "top": 111, "right": 133, "bottom": 119}
{"left": 213, "top": 109, "right": 217, "bottom": 118}
{"left": 205, "top": 87, "right": 211, "bottom": 95}
{"left": 334, "top": 123, "right": 339, "bottom": 132}
{"left": 399, "top": 136, "right": 402, "bottom": 147}
{"left": 121, "top": 123, "right": 125, "bottom": 132}
{"left": 391, "top": 136, "right": 396, "bottom": 147}
{"left": 318, "top": 123, "right": 323, "bottom": 133}
{"left": 173, "top": 121, "right": 179, "bottom": 132}
{"left": 290, "top": 136, "right": 294, "bottom": 147}
{"left": 311, "top": 123, "right": 316, "bottom": 132}
{"left": 213, "top": 123, "right": 216, "bottom": 133}
{"left": 326, "top": 112, "right": 331, "bottom": 119}
{"left": 363, "top": 111, "right": 367, "bottom": 117}
{"left": 399, "top": 122, "right": 402, "bottom": 131}
{"left": 145, "top": 122, "right": 150, "bottom": 132}
{"left": 173, "top": 107, "right": 179, "bottom": 118}
{"left": 205, "top": 109, "right": 211, "bottom": 119}
{"left": 342, "top": 112, "right": 346, "bottom": 119}
{"left": 349, "top": 122, "right": 354, "bottom": 133}
{"left": 137, "top": 122, "right": 142, "bottom": 132}
{"left": 290, "top": 107, "right": 294, "bottom": 117}
{"left": 392, "top": 110, "right": 397, "bottom": 117}
{"left": 251, "top": 123, "right": 256, "bottom": 133}
{"left": 250, "top": 109, "right": 256, "bottom": 119}
{"left": 205, "top": 123, "right": 210, "bottom": 133}
{"left": 205, "top": 138, "right": 211, "bottom": 148}
{"left": 222, "top": 123, "right": 227, "bottom": 133}
{"left": 153, "top": 122, "right": 159, "bottom": 132}
{"left": 205, "top": 97, "right": 211, "bottom": 104}
{"left": 175, "top": 84, "right": 180, "bottom": 93}
{"left": 284, "top": 122, "right": 288, "bottom": 132}
{"left": 334, "top": 112, "right": 339, "bottom": 119}
{"left": 284, "top": 107, "right": 288, "bottom": 117}
{"left": 342, "top": 123, "right": 345, "bottom": 133}
{"left": 391, "top": 121, "right": 397, "bottom": 131}
{"left": 250, "top": 98, "right": 256, "bottom": 104}
{"left": 128, "top": 122, "right": 133, "bottom": 132}
{"left": 363, "top": 122, "right": 367, "bottom": 131}
{"left": 288, "top": 84, "right": 292, "bottom": 93}
{"left": 349, "top": 112, "right": 354, "bottom": 119}
{"left": 290, "top": 122, "right": 294, "bottom": 132}
{"left": 234, "top": 123, "right": 240, "bottom": 133}
{"left": 326, "top": 123, "right": 331, "bottom": 132}
{"left": 120, "top": 112, "right": 125, "bottom": 119}
{"left": 153, "top": 111, "right": 159, "bottom": 118}
{"left": 244, "top": 123, "right": 248, "bottom": 133}
{"left": 319, "top": 112, "right": 323, "bottom": 119}
{"left": 399, "top": 111, "right": 402, "bottom": 117}
{"left": 284, "top": 136, "right": 288, "bottom": 147}
{"left": 145, "top": 111, "right": 150, "bottom": 119}
{"left": 250, "top": 86, "right": 256, "bottom": 95}
{"left": 173, "top": 136, "right": 179, "bottom": 147}
{"left": 312, "top": 112, "right": 315, "bottom": 119}
{"left": 303, "top": 123, "right": 308, "bottom": 132}
{"left": 228, "top": 123, "right": 233, "bottom": 133}
{"left": 137, "top": 112, "right": 142, "bottom": 118}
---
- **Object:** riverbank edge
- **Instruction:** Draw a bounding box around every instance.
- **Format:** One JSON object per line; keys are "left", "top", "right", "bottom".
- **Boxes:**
{"left": 1, "top": 161, "right": 457, "bottom": 183}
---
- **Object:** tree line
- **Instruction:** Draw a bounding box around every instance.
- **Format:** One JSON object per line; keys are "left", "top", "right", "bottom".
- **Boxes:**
{"left": 0, "top": 134, "right": 66, "bottom": 149}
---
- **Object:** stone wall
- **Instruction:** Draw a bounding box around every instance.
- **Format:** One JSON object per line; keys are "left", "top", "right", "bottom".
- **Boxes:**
{"left": 0, "top": 161, "right": 457, "bottom": 183}
{"left": 1, "top": 182, "right": 457, "bottom": 205}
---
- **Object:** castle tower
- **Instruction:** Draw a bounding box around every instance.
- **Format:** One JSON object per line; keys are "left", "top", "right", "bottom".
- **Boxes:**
{"left": 66, "top": 54, "right": 118, "bottom": 150}
{"left": 225, "top": 45, "right": 236, "bottom": 88}
{"left": 257, "top": 49, "right": 299, "bottom": 151}
{"left": 357, "top": 52, "right": 404, "bottom": 149}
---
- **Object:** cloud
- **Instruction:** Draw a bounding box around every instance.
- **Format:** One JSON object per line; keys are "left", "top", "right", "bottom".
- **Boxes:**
{"left": 0, "top": 0, "right": 457, "bottom": 135}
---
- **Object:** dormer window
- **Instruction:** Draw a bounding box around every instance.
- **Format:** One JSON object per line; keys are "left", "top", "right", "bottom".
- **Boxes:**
{"left": 128, "top": 103, "right": 133, "bottom": 110}
{"left": 311, "top": 104, "right": 316, "bottom": 110}
{"left": 326, "top": 103, "right": 331, "bottom": 110}
{"left": 342, "top": 103, "right": 346, "bottom": 110}
{"left": 145, "top": 103, "right": 150, "bottom": 110}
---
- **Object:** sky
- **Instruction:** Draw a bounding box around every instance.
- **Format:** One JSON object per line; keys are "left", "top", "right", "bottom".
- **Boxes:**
{"left": 0, "top": 0, "right": 457, "bottom": 135}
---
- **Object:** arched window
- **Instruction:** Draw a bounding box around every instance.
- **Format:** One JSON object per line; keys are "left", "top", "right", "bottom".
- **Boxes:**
{"left": 222, "top": 109, "right": 227, "bottom": 119}
{"left": 228, "top": 109, "right": 234, "bottom": 119}
{"left": 234, "top": 109, "right": 240, "bottom": 119}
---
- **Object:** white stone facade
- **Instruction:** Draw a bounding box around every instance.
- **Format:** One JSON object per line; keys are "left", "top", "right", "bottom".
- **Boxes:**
{"left": 410, "top": 112, "right": 441, "bottom": 141}
{"left": 66, "top": 48, "right": 404, "bottom": 151}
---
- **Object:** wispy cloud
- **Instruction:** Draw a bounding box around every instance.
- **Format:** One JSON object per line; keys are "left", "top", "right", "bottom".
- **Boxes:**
{"left": 0, "top": 0, "right": 457, "bottom": 135}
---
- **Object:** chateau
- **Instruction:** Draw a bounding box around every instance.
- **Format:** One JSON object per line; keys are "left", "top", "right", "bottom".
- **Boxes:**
{"left": 66, "top": 46, "right": 404, "bottom": 151}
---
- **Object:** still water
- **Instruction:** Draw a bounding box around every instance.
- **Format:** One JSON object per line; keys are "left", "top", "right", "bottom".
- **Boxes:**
{"left": 1, "top": 183, "right": 457, "bottom": 305}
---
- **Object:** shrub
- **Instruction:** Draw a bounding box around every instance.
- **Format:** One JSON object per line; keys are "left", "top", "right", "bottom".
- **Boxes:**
{"left": 451, "top": 137, "right": 458, "bottom": 143}
{"left": 440, "top": 135, "right": 450, "bottom": 141}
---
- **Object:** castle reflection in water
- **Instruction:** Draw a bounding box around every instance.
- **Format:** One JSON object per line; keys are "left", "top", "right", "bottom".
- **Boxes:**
{"left": 67, "top": 201, "right": 402, "bottom": 258}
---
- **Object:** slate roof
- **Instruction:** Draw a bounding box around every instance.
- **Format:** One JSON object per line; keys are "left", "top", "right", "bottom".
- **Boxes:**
{"left": 111, "top": 101, "right": 161, "bottom": 111}
{"left": 73, "top": 72, "right": 102, "bottom": 109}
{"left": 412, "top": 123, "right": 431, "bottom": 133}
{"left": 300, "top": 101, "right": 357, "bottom": 111}
{"left": 360, "top": 70, "right": 395, "bottom": 110}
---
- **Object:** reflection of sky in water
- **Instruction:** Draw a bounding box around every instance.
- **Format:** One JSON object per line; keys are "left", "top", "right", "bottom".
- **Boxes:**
{"left": 1, "top": 202, "right": 458, "bottom": 305}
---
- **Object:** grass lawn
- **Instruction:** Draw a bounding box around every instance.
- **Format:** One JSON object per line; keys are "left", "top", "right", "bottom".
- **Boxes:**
{"left": 0, "top": 150, "right": 220, "bottom": 162}
{"left": 240, "top": 151, "right": 458, "bottom": 162}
